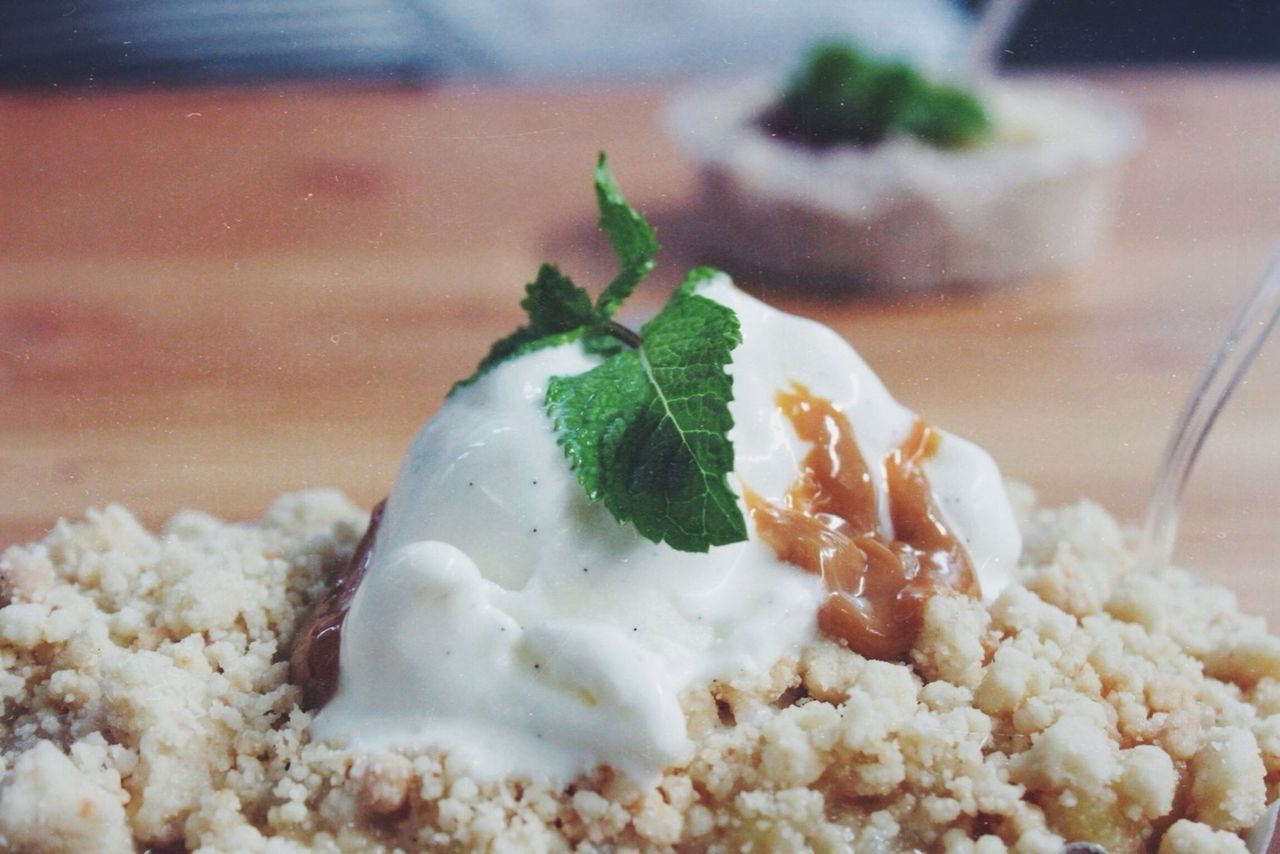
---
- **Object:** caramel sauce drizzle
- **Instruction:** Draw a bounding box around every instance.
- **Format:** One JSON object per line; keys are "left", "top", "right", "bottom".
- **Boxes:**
{"left": 745, "top": 383, "right": 978, "bottom": 660}
{"left": 290, "top": 499, "right": 385, "bottom": 710}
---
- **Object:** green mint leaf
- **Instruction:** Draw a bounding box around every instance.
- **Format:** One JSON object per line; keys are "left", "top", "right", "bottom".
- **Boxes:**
{"left": 594, "top": 153, "right": 659, "bottom": 318}
{"left": 546, "top": 290, "right": 746, "bottom": 552}
{"left": 676, "top": 266, "right": 722, "bottom": 297}
{"left": 451, "top": 264, "right": 592, "bottom": 392}
{"left": 545, "top": 354, "right": 648, "bottom": 503}
{"left": 521, "top": 264, "right": 597, "bottom": 332}
{"left": 768, "top": 41, "right": 990, "bottom": 150}
{"left": 896, "top": 84, "right": 992, "bottom": 149}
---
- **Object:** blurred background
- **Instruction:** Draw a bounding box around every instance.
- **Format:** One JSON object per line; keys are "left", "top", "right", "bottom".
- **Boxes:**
{"left": 0, "top": 0, "right": 1277, "bottom": 88}
{"left": 2, "top": 0, "right": 1279, "bottom": 618}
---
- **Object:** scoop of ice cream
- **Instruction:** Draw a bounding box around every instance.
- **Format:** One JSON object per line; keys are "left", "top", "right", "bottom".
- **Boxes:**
{"left": 311, "top": 275, "right": 1021, "bottom": 783}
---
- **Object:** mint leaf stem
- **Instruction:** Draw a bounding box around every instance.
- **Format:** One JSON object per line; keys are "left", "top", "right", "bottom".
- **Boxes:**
{"left": 600, "top": 319, "right": 643, "bottom": 349}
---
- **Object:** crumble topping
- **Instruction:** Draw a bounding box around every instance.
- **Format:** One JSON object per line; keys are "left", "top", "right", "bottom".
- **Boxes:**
{"left": 1, "top": 487, "right": 1277, "bottom": 852}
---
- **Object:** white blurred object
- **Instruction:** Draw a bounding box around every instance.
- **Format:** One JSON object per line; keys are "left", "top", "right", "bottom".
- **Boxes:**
{"left": 413, "top": 0, "right": 972, "bottom": 80}
{"left": 666, "top": 75, "right": 1142, "bottom": 294}
{"left": 0, "top": 0, "right": 433, "bottom": 85}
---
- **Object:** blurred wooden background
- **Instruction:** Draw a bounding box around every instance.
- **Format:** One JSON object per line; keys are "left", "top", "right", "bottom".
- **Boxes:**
{"left": 1, "top": 70, "right": 1277, "bottom": 623}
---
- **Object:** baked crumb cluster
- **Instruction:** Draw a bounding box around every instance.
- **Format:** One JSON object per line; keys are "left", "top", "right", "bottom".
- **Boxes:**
{"left": 1, "top": 488, "right": 1277, "bottom": 853}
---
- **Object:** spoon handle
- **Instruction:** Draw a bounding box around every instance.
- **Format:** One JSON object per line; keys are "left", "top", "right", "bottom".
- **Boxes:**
{"left": 1142, "top": 249, "right": 1280, "bottom": 569}
{"left": 965, "top": 0, "right": 1032, "bottom": 77}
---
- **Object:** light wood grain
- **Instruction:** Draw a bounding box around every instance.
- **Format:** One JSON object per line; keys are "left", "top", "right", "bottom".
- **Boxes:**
{"left": 2, "top": 71, "right": 1278, "bottom": 626}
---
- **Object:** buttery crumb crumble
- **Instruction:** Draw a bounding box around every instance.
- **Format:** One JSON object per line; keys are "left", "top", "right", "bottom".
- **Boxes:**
{"left": 1, "top": 486, "right": 1277, "bottom": 853}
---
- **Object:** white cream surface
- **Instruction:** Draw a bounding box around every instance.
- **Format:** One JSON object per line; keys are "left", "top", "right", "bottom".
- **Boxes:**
{"left": 312, "top": 276, "right": 1021, "bottom": 784}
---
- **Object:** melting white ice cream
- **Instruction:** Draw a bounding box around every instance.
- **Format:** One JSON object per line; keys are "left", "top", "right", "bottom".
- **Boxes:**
{"left": 312, "top": 275, "right": 1021, "bottom": 783}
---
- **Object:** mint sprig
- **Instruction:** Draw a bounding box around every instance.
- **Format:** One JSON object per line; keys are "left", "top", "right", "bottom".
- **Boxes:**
{"left": 455, "top": 265, "right": 596, "bottom": 388}
{"left": 451, "top": 154, "right": 748, "bottom": 553}
{"left": 593, "top": 154, "right": 659, "bottom": 318}
{"left": 547, "top": 274, "right": 746, "bottom": 552}
{"left": 768, "top": 41, "right": 991, "bottom": 150}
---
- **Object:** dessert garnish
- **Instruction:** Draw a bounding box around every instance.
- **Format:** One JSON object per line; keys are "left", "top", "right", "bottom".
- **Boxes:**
{"left": 763, "top": 41, "right": 992, "bottom": 150}
{"left": 459, "top": 153, "right": 747, "bottom": 553}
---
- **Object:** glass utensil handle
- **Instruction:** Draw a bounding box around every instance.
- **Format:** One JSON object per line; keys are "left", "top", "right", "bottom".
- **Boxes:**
{"left": 965, "top": 0, "right": 1031, "bottom": 77}
{"left": 1141, "top": 249, "right": 1280, "bottom": 569}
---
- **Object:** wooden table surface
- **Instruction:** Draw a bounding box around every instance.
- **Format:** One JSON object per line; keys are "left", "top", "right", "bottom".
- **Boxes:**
{"left": 2, "top": 70, "right": 1278, "bottom": 625}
